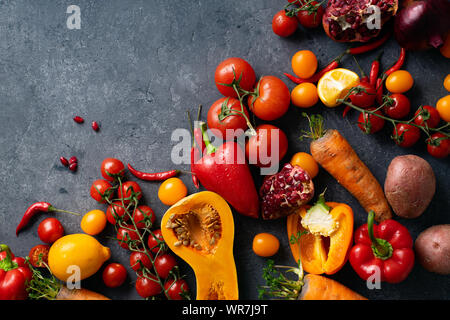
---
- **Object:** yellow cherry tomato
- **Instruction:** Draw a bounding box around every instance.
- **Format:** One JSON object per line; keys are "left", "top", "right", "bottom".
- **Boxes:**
{"left": 444, "top": 74, "right": 450, "bottom": 92}
{"left": 158, "top": 177, "right": 188, "bottom": 206}
{"left": 291, "top": 50, "right": 318, "bottom": 79}
{"left": 252, "top": 233, "right": 280, "bottom": 257}
{"left": 290, "top": 152, "right": 319, "bottom": 178}
{"left": 80, "top": 209, "right": 107, "bottom": 235}
{"left": 291, "top": 82, "right": 319, "bottom": 108}
{"left": 385, "top": 70, "right": 414, "bottom": 93}
{"left": 436, "top": 95, "right": 450, "bottom": 122}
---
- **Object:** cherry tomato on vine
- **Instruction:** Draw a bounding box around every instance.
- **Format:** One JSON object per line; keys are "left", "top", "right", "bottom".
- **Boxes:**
{"left": 207, "top": 97, "right": 250, "bottom": 139}
{"left": 158, "top": 178, "right": 187, "bottom": 206}
{"left": 252, "top": 233, "right": 280, "bottom": 257}
{"left": 164, "top": 279, "right": 189, "bottom": 300}
{"left": 90, "top": 179, "right": 114, "bottom": 203}
{"left": 117, "top": 226, "right": 140, "bottom": 250}
{"left": 130, "top": 251, "right": 153, "bottom": 272}
{"left": 291, "top": 82, "right": 319, "bottom": 108}
{"left": 357, "top": 109, "right": 385, "bottom": 134}
{"left": 214, "top": 57, "right": 256, "bottom": 98}
{"left": 135, "top": 274, "right": 161, "bottom": 298}
{"left": 272, "top": 10, "right": 298, "bottom": 37}
{"left": 118, "top": 181, "right": 142, "bottom": 203}
{"left": 247, "top": 76, "right": 290, "bottom": 121}
{"left": 427, "top": 133, "right": 450, "bottom": 158}
{"left": 133, "top": 205, "right": 156, "bottom": 229}
{"left": 290, "top": 152, "right": 319, "bottom": 178}
{"left": 296, "top": 1, "right": 324, "bottom": 28}
{"left": 154, "top": 253, "right": 178, "bottom": 279}
{"left": 385, "top": 70, "right": 414, "bottom": 93}
{"left": 349, "top": 82, "right": 376, "bottom": 108}
{"left": 245, "top": 124, "right": 288, "bottom": 167}
{"left": 413, "top": 105, "right": 441, "bottom": 128}
{"left": 80, "top": 209, "right": 107, "bottom": 235}
{"left": 38, "top": 218, "right": 64, "bottom": 244}
{"left": 436, "top": 95, "right": 450, "bottom": 122}
{"left": 28, "top": 244, "right": 50, "bottom": 268}
{"left": 147, "top": 229, "right": 165, "bottom": 254}
{"left": 383, "top": 93, "right": 411, "bottom": 119}
{"left": 393, "top": 123, "right": 421, "bottom": 147}
{"left": 102, "top": 263, "right": 127, "bottom": 288}
{"left": 291, "top": 50, "right": 318, "bottom": 79}
{"left": 106, "top": 201, "right": 128, "bottom": 225}
{"left": 100, "top": 158, "right": 125, "bottom": 181}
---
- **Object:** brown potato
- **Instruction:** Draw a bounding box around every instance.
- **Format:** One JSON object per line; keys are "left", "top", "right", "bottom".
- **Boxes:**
{"left": 415, "top": 225, "right": 450, "bottom": 275}
{"left": 384, "top": 155, "right": 435, "bottom": 219}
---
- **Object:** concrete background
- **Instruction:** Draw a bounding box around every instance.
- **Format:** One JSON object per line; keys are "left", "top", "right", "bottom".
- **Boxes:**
{"left": 0, "top": 0, "right": 449, "bottom": 300}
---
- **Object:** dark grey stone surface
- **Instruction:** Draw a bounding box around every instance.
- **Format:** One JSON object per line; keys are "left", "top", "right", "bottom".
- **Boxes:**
{"left": 0, "top": 0, "right": 449, "bottom": 300}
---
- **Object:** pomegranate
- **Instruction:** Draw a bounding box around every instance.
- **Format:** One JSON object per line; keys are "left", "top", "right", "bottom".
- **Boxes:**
{"left": 322, "top": 0, "right": 398, "bottom": 42}
{"left": 260, "top": 163, "right": 315, "bottom": 220}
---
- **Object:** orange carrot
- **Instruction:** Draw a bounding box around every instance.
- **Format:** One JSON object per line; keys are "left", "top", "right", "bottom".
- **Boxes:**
{"left": 56, "top": 286, "right": 110, "bottom": 300}
{"left": 302, "top": 114, "right": 392, "bottom": 222}
{"left": 299, "top": 274, "right": 367, "bottom": 300}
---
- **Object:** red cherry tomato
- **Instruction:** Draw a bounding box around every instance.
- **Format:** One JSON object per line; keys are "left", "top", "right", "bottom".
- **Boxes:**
{"left": 133, "top": 205, "right": 156, "bottom": 229}
{"left": 272, "top": 10, "right": 298, "bottom": 37}
{"left": 426, "top": 133, "right": 450, "bottom": 158}
{"left": 116, "top": 226, "right": 140, "bottom": 250}
{"left": 129, "top": 251, "right": 153, "bottom": 273}
{"left": 357, "top": 109, "right": 385, "bottom": 134}
{"left": 154, "top": 253, "right": 178, "bottom": 279}
{"left": 349, "top": 82, "right": 376, "bottom": 108}
{"left": 414, "top": 105, "right": 441, "bottom": 128}
{"left": 37, "top": 218, "right": 64, "bottom": 244}
{"left": 106, "top": 201, "right": 128, "bottom": 225}
{"left": 28, "top": 244, "right": 50, "bottom": 268}
{"left": 100, "top": 158, "right": 125, "bottom": 181}
{"left": 296, "top": 2, "right": 325, "bottom": 28}
{"left": 245, "top": 124, "right": 288, "bottom": 167}
{"left": 214, "top": 57, "right": 256, "bottom": 98}
{"left": 383, "top": 93, "right": 411, "bottom": 119}
{"left": 135, "top": 274, "right": 161, "bottom": 298}
{"left": 147, "top": 229, "right": 165, "bottom": 254}
{"left": 102, "top": 263, "right": 127, "bottom": 288}
{"left": 393, "top": 123, "right": 421, "bottom": 147}
{"left": 207, "top": 97, "right": 250, "bottom": 139}
{"left": 164, "top": 279, "right": 189, "bottom": 300}
{"left": 248, "top": 76, "right": 290, "bottom": 121}
{"left": 90, "top": 179, "right": 114, "bottom": 203}
{"left": 118, "top": 181, "right": 142, "bottom": 203}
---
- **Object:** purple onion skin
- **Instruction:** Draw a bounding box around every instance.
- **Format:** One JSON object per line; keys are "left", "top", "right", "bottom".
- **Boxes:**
{"left": 394, "top": 0, "right": 450, "bottom": 50}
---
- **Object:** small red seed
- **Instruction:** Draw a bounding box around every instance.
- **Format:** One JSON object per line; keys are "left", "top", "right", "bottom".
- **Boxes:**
{"left": 69, "top": 156, "right": 78, "bottom": 164}
{"left": 69, "top": 162, "right": 77, "bottom": 172}
{"left": 73, "top": 116, "right": 84, "bottom": 124}
{"left": 60, "top": 157, "right": 69, "bottom": 167}
{"left": 92, "top": 121, "right": 99, "bottom": 132}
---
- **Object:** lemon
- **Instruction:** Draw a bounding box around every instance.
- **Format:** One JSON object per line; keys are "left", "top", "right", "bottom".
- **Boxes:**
{"left": 48, "top": 234, "right": 111, "bottom": 281}
{"left": 317, "top": 68, "right": 359, "bottom": 107}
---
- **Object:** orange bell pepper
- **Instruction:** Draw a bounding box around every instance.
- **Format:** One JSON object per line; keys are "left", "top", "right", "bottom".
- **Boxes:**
{"left": 287, "top": 194, "right": 353, "bottom": 275}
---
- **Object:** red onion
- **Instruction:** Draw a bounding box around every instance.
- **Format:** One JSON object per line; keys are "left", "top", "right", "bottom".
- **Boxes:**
{"left": 394, "top": 0, "right": 450, "bottom": 50}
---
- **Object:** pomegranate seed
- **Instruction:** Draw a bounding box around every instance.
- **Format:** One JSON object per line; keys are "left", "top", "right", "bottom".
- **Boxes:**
{"left": 73, "top": 116, "right": 84, "bottom": 124}
{"left": 92, "top": 121, "right": 99, "bottom": 132}
{"left": 60, "top": 157, "right": 69, "bottom": 167}
{"left": 69, "top": 156, "right": 78, "bottom": 164}
{"left": 69, "top": 162, "right": 77, "bottom": 172}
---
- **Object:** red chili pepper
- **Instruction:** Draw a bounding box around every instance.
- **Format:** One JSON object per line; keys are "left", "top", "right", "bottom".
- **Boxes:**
{"left": 191, "top": 147, "right": 200, "bottom": 189}
{"left": 127, "top": 164, "right": 179, "bottom": 181}
{"left": 349, "top": 211, "right": 415, "bottom": 283}
{"left": 369, "top": 52, "right": 383, "bottom": 87}
{"left": 0, "top": 245, "right": 32, "bottom": 300}
{"left": 342, "top": 106, "right": 352, "bottom": 118}
{"left": 347, "top": 32, "right": 391, "bottom": 55}
{"left": 73, "top": 116, "right": 84, "bottom": 124}
{"left": 16, "top": 202, "right": 80, "bottom": 236}
{"left": 384, "top": 47, "right": 406, "bottom": 76}
{"left": 375, "top": 77, "right": 384, "bottom": 105}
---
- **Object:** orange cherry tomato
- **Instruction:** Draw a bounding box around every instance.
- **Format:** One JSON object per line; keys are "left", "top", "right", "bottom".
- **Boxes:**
{"left": 444, "top": 74, "right": 450, "bottom": 92}
{"left": 290, "top": 152, "right": 319, "bottom": 178}
{"left": 385, "top": 70, "right": 414, "bottom": 93}
{"left": 252, "top": 233, "right": 280, "bottom": 257}
{"left": 158, "top": 178, "right": 188, "bottom": 206}
{"left": 436, "top": 95, "right": 450, "bottom": 122}
{"left": 440, "top": 33, "right": 450, "bottom": 58}
{"left": 291, "top": 82, "right": 319, "bottom": 108}
{"left": 81, "top": 209, "right": 107, "bottom": 235}
{"left": 291, "top": 50, "right": 318, "bottom": 79}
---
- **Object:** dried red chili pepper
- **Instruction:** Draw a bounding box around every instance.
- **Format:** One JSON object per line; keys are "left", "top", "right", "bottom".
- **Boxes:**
{"left": 347, "top": 32, "right": 391, "bottom": 55}
{"left": 127, "top": 164, "right": 179, "bottom": 181}
{"left": 73, "top": 116, "right": 84, "bottom": 124}
{"left": 384, "top": 47, "right": 406, "bottom": 76}
{"left": 16, "top": 202, "right": 80, "bottom": 236}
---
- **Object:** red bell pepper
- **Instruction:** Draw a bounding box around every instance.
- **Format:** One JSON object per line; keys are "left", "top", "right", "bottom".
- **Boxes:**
{"left": 191, "top": 122, "right": 259, "bottom": 218}
{"left": 0, "top": 244, "right": 32, "bottom": 300}
{"left": 349, "top": 211, "right": 414, "bottom": 283}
